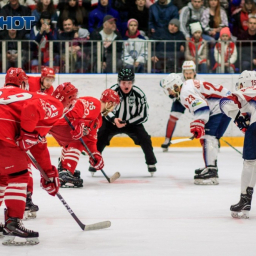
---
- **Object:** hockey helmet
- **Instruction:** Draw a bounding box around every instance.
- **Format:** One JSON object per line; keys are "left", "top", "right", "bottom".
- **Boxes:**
{"left": 52, "top": 82, "right": 78, "bottom": 112}
{"left": 182, "top": 61, "right": 196, "bottom": 71}
{"left": 41, "top": 67, "right": 55, "bottom": 80}
{"left": 101, "top": 89, "right": 120, "bottom": 105}
{"left": 236, "top": 70, "right": 256, "bottom": 90}
{"left": 100, "top": 89, "right": 120, "bottom": 116}
{"left": 160, "top": 73, "right": 183, "bottom": 98}
{"left": 118, "top": 68, "right": 135, "bottom": 82}
{"left": 5, "top": 67, "right": 28, "bottom": 90}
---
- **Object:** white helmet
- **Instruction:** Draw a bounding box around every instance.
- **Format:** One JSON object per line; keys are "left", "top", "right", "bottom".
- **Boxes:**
{"left": 160, "top": 73, "right": 183, "bottom": 98}
{"left": 236, "top": 70, "right": 256, "bottom": 90}
{"left": 182, "top": 61, "right": 196, "bottom": 71}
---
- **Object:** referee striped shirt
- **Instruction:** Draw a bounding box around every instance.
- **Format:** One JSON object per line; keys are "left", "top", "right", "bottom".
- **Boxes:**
{"left": 106, "top": 84, "right": 148, "bottom": 125}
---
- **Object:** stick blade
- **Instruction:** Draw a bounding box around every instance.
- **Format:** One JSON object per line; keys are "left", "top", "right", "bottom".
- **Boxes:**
{"left": 110, "top": 172, "right": 120, "bottom": 183}
{"left": 170, "top": 136, "right": 194, "bottom": 145}
{"left": 84, "top": 221, "right": 111, "bottom": 231}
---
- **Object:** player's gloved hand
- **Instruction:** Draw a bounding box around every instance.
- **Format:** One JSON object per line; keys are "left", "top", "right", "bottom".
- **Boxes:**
{"left": 89, "top": 152, "right": 104, "bottom": 170}
{"left": 40, "top": 166, "right": 60, "bottom": 196}
{"left": 190, "top": 119, "right": 205, "bottom": 139}
{"left": 17, "top": 129, "right": 46, "bottom": 151}
{"left": 70, "top": 119, "right": 90, "bottom": 140}
{"left": 234, "top": 111, "right": 250, "bottom": 133}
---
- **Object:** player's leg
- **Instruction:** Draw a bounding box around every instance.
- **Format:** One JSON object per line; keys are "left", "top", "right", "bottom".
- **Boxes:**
{"left": 0, "top": 172, "right": 8, "bottom": 237}
{"left": 194, "top": 134, "right": 219, "bottom": 185}
{"left": 0, "top": 141, "right": 39, "bottom": 245}
{"left": 24, "top": 163, "right": 39, "bottom": 219}
{"left": 231, "top": 123, "right": 256, "bottom": 218}
{"left": 195, "top": 113, "right": 231, "bottom": 184}
{"left": 161, "top": 100, "right": 185, "bottom": 152}
{"left": 127, "top": 124, "right": 157, "bottom": 176}
{"left": 58, "top": 143, "right": 84, "bottom": 188}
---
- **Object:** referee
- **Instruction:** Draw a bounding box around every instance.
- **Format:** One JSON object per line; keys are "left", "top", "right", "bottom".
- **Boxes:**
{"left": 89, "top": 68, "right": 157, "bottom": 176}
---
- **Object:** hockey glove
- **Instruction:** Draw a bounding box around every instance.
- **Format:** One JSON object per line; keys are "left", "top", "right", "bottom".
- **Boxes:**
{"left": 17, "top": 129, "right": 46, "bottom": 151}
{"left": 89, "top": 152, "right": 104, "bottom": 170}
{"left": 234, "top": 111, "right": 250, "bottom": 133}
{"left": 190, "top": 120, "right": 205, "bottom": 139}
{"left": 40, "top": 166, "right": 60, "bottom": 196}
{"left": 70, "top": 119, "right": 91, "bottom": 140}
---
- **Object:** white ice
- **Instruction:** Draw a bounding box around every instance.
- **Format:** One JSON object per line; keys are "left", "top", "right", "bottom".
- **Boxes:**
{"left": 1, "top": 146, "right": 254, "bottom": 256}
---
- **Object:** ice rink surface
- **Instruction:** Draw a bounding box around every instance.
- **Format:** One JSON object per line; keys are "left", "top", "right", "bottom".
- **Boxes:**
{"left": 1, "top": 146, "right": 255, "bottom": 256}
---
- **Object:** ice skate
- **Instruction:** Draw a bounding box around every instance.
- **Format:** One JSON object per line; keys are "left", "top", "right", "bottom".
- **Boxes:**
{"left": 0, "top": 223, "right": 3, "bottom": 238}
{"left": 230, "top": 187, "right": 253, "bottom": 219}
{"left": 161, "top": 138, "right": 171, "bottom": 152}
{"left": 88, "top": 166, "right": 96, "bottom": 177}
{"left": 74, "top": 169, "right": 81, "bottom": 178}
{"left": 194, "top": 166, "right": 219, "bottom": 175}
{"left": 148, "top": 165, "right": 157, "bottom": 177}
{"left": 59, "top": 169, "right": 83, "bottom": 188}
{"left": 194, "top": 167, "right": 219, "bottom": 185}
{"left": 24, "top": 192, "right": 39, "bottom": 220}
{"left": 3, "top": 209, "right": 39, "bottom": 246}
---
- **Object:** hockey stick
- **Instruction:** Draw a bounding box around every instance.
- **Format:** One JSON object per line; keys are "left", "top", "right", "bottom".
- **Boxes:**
{"left": 26, "top": 151, "right": 111, "bottom": 231}
{"left": 64, "top": 115, "right": 120, "bottom": 183}
{"left": 170, "top": 136, "right": 195, "bottom": 145}
{"left": 220, "top": 138, "right": 242, "bottom": 155}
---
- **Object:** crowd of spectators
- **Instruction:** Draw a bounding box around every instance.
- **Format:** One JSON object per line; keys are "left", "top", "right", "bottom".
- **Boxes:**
{"left": 0, "top": 0, "right": 255, "bottom": 73}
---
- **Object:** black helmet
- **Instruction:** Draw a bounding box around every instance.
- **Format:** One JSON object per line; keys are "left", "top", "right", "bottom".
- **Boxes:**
{"left": 118, "top": 68, "right": 135, "bottom": 82}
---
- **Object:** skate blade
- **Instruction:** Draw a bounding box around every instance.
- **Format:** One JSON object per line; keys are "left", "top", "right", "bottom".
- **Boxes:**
{"left": 149, "top": 172, "right": 154, "bottom": 177}
{"left": 2, "top": 236, "right": 39, "bottom": 246}
{"left": 23, "top": 211, "right": 37, "bottom": 220}
{"left": 90, "top": 172, "right": 95, "bottom": 177}
{"left": 231, "top": 210, "right": 250, "bottom": 219}
{"left": 84, "top": 221, "right": 111, "bottom": 231}
{"left": 162, "top": 148, "right": 168, "bottom": 152}
{"left": 110, "top": 172, "right": 120, "bottom": 183}
{"left": 0, "top": 232, "right": 3, "bottom": 238}
{"left": 194, "top": 178, "right": 219, "bottom": 185}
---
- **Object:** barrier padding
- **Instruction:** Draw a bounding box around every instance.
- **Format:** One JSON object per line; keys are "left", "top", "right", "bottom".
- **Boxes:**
{"left": 46, "top": 136, "right": 244, "bottom": 147}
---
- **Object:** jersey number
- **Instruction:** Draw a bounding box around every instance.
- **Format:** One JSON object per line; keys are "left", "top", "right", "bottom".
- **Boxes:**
{"left": 0, "top": 92, "right": 33, "bottom": 105}
{"left": 203, "top": 82, "right": 223, "bottom": 92}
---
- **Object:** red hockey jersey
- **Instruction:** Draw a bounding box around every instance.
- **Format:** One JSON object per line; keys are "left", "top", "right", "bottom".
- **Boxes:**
{"left": 50, "top": 96, "right": 102, "bottom": 153}
{"left": 0, "top": 86, "right": 63, "bottom": 172}
{"left": 28, "top": 76, "right": 54, "bottom": 95}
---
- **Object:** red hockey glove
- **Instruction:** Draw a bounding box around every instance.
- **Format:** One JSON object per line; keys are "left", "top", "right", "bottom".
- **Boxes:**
{"left": 40, "top": 166, "right": 60, "bottom": 196}
{"left": 17, "top": 129, "right": 46, "bottom": 151}
{"left": 89, "top": 152, "right": 104, "bottom": 170}
{"left": 70, "top": 119, "right": 91, "bottom": 140}
{"left": 190, "top": 120, "right": 205, "bottom": 139}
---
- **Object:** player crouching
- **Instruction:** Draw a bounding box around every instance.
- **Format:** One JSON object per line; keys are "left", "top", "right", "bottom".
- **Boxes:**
{"left": 161, "top": 73, "right": 231, "bottom": 185}
{"left": 49, "top": 89, "right": 120, "bottom": 187}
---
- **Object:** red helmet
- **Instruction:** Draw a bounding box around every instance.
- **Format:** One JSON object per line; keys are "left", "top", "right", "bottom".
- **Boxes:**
{"left": 41, "top": 67, "right": 55, "bottom": 80}
{"left": 100, "top": 89, "right": 120, "bottom": 105}
{"left": 52, "top": 82, "right": 78, "bottom": 111}
{"left": 5, "top": 67, "right": 28, "bottom": 89}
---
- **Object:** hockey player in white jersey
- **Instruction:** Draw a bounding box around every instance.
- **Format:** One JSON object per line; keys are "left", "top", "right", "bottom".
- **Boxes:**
{"left": 160, "top": 61, "right": 197, "bottom": 152}
{"left": 220, "top": 70, "right": 256, "bottom": 218}
{"left": 161, "top": 73, "right": 231, "bottom": 185}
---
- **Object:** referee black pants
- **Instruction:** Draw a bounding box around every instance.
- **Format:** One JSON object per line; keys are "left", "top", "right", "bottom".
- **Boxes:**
{"left": 97, "top": 119, "right": 157, "bottom": 165}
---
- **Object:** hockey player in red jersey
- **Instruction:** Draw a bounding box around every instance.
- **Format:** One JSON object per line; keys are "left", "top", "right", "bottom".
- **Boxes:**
{"left": 49, "top": 89, "right": 120, "bottom": 188}
{"left": 0, "top": 68, "right": 78, "bottom": 245}
{"left": 25, "top": 67, "right": 55, "bottom": 219}
{"left": 28, "top": 66, "right": 55, "bottom": 94}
